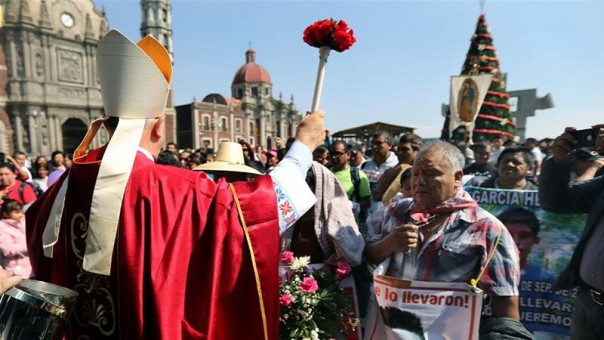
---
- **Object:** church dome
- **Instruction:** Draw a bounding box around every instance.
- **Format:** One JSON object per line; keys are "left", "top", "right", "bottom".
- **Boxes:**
{"left": 232, "top": 49, "right": 272, "bottom": 85}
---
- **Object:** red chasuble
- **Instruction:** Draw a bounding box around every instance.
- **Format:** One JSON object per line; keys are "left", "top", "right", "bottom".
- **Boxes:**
{"left": 26, "top": 150, "right": 280, "bottom": 340}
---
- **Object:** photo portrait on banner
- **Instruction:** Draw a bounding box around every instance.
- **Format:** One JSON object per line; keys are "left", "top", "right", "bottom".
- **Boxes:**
{"left": 465, "top": 186, "right": 585, "bottom": 339}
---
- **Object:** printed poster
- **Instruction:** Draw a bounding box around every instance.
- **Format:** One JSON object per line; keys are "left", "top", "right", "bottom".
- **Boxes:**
{"left": 466, "top": 187, "right": 585, "bottom": 339}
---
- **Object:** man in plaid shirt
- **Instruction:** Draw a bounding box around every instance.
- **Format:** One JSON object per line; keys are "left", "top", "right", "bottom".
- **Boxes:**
{"left": 366, "top": 141, "right": 525, "bottom": 335}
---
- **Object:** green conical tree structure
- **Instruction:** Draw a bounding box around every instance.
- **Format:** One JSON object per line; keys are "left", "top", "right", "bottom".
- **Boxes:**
{"left": 443, "top": 14, "right": 516, "bottom": 143}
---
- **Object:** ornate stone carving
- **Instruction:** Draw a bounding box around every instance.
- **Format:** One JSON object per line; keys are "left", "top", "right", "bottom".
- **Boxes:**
{"left": 100, "top": 20, "right": 109, "bottom": 37}
{"left": 15, "top": 45, "right": 24, "bottom": 77}
{"left": 38, "top": 114, "right": 49, "bottom": 146}
{"left": 39, "top": 0, "right": 52, "bottom": 28}
{"left": 59, "top": 87, "right": 86, "bottom": 99}
{"left": 19, "top": 0, "right": 33, "bottom": 24}
{"left": 35, "top": 52, "right": 44, "bottom": 78}
{"left": 58, "top": 49, "right": 83, "bottom": 83}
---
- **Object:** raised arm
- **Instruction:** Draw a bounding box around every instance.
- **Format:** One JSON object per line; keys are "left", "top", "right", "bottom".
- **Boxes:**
{"left": 269, "top": 111, "right": 326, "bottom": 233}
{"left": 540, "top": 127, "right": 604, "bottom": 214}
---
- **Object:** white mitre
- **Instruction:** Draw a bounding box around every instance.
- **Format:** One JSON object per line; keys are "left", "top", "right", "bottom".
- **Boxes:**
{"left": 41, "top": 30, "right": 172, "bottom": 275}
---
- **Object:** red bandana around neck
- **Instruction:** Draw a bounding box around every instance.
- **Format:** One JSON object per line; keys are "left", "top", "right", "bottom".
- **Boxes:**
{"left": 410, "top": 189, "right": 478, "bottom": 223}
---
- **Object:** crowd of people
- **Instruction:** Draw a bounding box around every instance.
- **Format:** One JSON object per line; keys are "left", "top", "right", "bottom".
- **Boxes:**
{"left": 0, "top": 29, "right": 601, "bottom": 340}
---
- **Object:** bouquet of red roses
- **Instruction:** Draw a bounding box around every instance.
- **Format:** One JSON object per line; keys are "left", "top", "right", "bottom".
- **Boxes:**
{"left": 279, "top": 251, "right": 358, "bottom": 339}
{"left": 303, "top": 19, "right": 356, "bottom": 52}
{"left": 303, "top": 19, "right": 356, "bottom": 112}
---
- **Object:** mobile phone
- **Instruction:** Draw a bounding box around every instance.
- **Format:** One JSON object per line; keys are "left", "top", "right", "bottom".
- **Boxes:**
{"left": 569, "top": 128, "right": 598, "bottom": 148}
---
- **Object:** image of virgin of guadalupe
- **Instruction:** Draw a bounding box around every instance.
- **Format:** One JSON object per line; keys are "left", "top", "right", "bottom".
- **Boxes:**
{"left": 458, "top": 78, "right": 480, "bottom": 122}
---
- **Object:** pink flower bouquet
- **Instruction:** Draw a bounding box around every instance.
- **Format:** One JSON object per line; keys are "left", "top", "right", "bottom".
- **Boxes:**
{"left": 279, "top": 254, "right": 358, "bottom": 339}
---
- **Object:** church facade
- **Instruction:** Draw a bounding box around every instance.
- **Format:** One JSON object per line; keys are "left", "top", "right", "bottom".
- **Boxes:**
{"left": 0, "top": 0, "right": 294, "bottom": 155}
{"left": 0, "top": 0, "right": 176, "bottom": 156}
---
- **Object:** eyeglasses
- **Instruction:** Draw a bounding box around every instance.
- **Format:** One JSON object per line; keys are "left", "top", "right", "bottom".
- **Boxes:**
{"left": 330, "top": 151, "right": 346, "bottom": 158}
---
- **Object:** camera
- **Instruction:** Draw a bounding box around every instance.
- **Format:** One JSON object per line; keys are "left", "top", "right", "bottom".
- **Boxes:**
{"left": 569, "top": 128, "right": 598, "bottom": 148}
{"left": 0, "top": 152, "right": 5, "bottom": 163}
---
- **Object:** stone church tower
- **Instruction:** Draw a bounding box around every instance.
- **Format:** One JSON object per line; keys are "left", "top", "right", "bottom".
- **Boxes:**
{"left": 0, "top": 0, "right": 109, "bottom": 156}
{"left": 140, "top": 0, "right": 176, "bottom": 144}
{"left": 140, "top": 0, "right": 172, "bottom": 60}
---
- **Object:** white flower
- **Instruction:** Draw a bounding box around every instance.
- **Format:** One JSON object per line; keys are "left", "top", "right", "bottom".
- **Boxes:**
{"left": 311, "top": 329, "right": 319, "bottom": 340}
{"left": 290, "top": 256, "right": 311, "bottom": 271}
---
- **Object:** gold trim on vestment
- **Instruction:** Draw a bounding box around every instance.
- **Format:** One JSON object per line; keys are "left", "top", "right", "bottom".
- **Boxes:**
{"left": 229, "top": 184, "right": 269, "bottom": 340}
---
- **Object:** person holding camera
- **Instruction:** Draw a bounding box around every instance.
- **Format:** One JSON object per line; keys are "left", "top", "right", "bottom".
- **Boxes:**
{"left": 539, "top": 125, "right": 604, "bottom": 339}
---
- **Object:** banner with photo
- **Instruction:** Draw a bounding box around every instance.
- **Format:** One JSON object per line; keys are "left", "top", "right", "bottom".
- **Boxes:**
{"left": 449, "top": 74, "right": 493, "bottom": 141}
{"left": 368, "top": 274, "right": 483, "bottom": 340}
{"left": 465, "top": 187, "right": 586, "bottom": 338}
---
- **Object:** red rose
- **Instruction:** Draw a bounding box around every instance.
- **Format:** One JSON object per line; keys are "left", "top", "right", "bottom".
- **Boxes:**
{"left": 279, "top": 293, "right": 293, "bottom": 306}
{"left": 303, "top": 25, "right": 319, "bottom": 47}
{"left": 332, "top": 30, "right": 352, "bottom": 52}
{"left": 336, "top": 261, "right": 352, "bottom": 277}
{"left": 334, "top": 19, "right": 350, "bottom": 32}
{"left": 314, "top": 20, "right": 334, "bottom": 45}
{"left": 281, "top": 251, "right": 295, "bottom": 264}
{"left": 332, "top": 20, "right": 356, "bottom": 52}
{"left": 303, "top": 19, "right": 335, "bottom": 48}
{"left": 300, "top": 277, "right": 319, "bottom": 293}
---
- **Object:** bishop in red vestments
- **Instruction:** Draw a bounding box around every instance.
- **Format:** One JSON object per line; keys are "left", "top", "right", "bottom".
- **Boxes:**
{"left": 26, "top": 30, "right": 324, "bottom": 340}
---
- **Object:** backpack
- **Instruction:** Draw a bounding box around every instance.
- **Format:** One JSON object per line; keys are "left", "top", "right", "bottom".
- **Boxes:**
{"left": 19, "top": 181, "right": 43, "bottom": 201}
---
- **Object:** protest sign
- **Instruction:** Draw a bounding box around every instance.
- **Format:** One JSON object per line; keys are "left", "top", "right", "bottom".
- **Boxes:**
{"left": 368, "top": 274, "right": 483, "bottom": 340}
{"left": 466, "top": 187, "right": 584, "bottom": 338}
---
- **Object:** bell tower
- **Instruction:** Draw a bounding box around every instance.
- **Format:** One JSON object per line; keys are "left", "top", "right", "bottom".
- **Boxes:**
{"left": 140, "top": 0, "right": 173, "bottom": 60}
{"left": 140, "top": 0, "right": 176, "bottom": 144}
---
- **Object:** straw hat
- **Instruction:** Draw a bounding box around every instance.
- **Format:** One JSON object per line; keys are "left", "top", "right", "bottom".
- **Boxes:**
{"left": 195, "top": 142, "right": 261, "bottom": 176}
{"left": 381, "top": 164, "right": 412, "bottom": 204}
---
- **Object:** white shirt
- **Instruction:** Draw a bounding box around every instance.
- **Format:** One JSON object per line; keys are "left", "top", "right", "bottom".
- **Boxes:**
{"left": 362, "top": 152, "right": 399, "bottom": 184}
